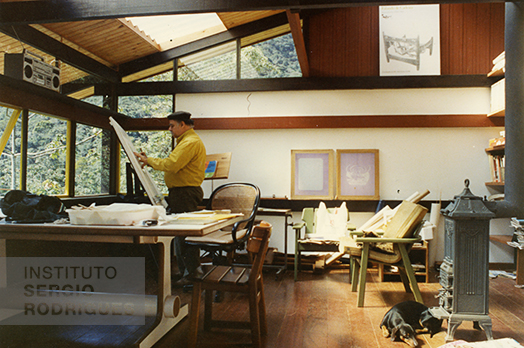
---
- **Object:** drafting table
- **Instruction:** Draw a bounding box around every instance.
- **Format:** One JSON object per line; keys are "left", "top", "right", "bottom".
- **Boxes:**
{"left": 0, "top": 216, "right": 243, "bottom": 348}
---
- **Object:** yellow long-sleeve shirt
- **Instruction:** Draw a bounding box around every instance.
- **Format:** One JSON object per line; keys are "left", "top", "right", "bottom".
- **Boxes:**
{"left": 147, "top": 128, "right": 206, "bottom": 188}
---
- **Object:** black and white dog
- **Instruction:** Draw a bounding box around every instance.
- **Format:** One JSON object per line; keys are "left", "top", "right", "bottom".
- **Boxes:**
{"left": 380, "top": 301, "right": 442, "bottom": 347}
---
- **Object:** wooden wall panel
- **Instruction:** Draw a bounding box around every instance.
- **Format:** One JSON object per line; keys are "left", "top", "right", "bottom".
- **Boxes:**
{"left": 307, "top": 7, "right": 379, "bottom": 77}
{"left": 307, "top": 4, "right": 504, "bottom": 77}
{"left": 489, "top": 3, "right": 506, "bottom": 64}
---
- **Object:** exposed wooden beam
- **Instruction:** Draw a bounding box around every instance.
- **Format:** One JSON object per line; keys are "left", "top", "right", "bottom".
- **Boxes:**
{"left": 0, "top": 73, "right": 503, "bottom": 131}
{"left": 0, "top": 75, "right": 128, "bottom": 129}
{"left": 94, "top": 75, "right": 497, "bottom": 96}
{"left": 0, "top": 0, "right": 505, "bottom": 25}
{"left": 286, "top": 10, "right": 310, "bottom": 77}
{"left": 118, "top": 13, "right": 289, "bottom": 77}
{"left": 0, "top": 24, "right": 120, "bottom": 83}
{"left": 123, "top": 114, "right": 503, "bottom": 131}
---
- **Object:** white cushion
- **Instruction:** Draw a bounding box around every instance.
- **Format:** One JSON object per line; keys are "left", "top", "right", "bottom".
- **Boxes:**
{"left": 312, "top": 202, "right": 348, "bottom": 240}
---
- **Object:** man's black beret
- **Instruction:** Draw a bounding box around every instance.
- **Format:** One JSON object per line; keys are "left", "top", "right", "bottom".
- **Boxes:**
{"left": 167, "top": 111, "right": 193, "bottom": 125}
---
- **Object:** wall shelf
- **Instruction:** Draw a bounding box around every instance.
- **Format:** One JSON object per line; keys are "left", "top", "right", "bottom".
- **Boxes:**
{"left": 488, "top": 109, "right": 505, "bottom": 118}
{"left": 486, "top": 144, "right": 505, "bottom": 188}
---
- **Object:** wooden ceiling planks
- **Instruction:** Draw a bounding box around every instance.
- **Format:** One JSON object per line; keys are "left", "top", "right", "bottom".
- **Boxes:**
{"left": 41, "top": 19, "right": 161, "bottom": 66}
{"left": 1, "top": 10, "right": 292, "bottom": 91}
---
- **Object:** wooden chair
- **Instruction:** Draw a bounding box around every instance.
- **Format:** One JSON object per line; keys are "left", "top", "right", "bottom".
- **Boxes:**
{"left": 187, "top": 222, "right": 272, "bottom": 348}
{"left": 185, "top": 182, "right": 260, "bottom": 265}
{"left": 292, "top": 204, "right": 356, "bottom": 281}
{"left": 340, "top": 200, "right": 428, "bottom": 307}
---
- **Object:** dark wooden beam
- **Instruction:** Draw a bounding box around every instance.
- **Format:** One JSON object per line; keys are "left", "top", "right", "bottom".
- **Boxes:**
{"left": 95, "top": 75, "right": 497, "bottom": 96}
{"left": 0, "top": 25, "right": 120, "bottom": 83}
{"left": 286, "top": 10, "right": 310, "bottom": 77}
{"left": 0, "top": 0, "right": 505, "bottom": 25}
{"left": 0, "top": 75, "right": 128, "bottom": 129}
{"left": 119, "top": 13, "right": 289, "bottom": 77}
{"left": 122, "top": 114, "right": 503, "bottom": 131}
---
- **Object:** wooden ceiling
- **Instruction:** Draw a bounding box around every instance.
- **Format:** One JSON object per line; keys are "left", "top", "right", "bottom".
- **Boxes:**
{"left": 0, "top": 0, "right": 500, "bottom": 100}
{"left": 0, "top": 8, "right": 287, "bottom": 94}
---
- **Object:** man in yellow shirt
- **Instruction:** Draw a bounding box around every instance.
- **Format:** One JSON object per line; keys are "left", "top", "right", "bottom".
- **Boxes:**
{"left": 135, "top": 111, "right": 206, "bottom": 280}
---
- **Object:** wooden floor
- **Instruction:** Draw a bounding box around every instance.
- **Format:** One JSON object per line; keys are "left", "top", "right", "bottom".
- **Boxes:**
{"left": 2, "top": 267, "right": 524, "bottom": 348}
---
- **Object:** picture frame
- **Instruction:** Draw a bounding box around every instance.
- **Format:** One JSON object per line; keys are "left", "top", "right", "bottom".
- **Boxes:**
{"left": 336, "top": 149, "right": 379, "bottom": 200}
{"left": 291, "top": 150, "right": 334, "bottom": 200}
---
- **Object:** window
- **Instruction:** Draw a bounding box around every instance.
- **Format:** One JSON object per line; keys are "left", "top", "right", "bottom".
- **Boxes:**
{"left": 177, "top": 34, "right": 301, "bottom": 80}
{"left": 26, "top": 113, "right": 67, "bottom": 195}
{"left": 118, "top": 95, "right": 173, "bottom": 118}
{"left": 82, "top": 95, "right": 104, "bottom": 107}
{"left": 75, "top": 124, "right": 108, "bottom": 195}
{"left": 178, "top": 42, "right": 237, "bottom": 81}
{"left": 241, "top": 34, "right": 302, "bottom": 79}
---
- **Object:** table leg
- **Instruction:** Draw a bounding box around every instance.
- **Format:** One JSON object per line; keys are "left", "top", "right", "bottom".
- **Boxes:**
{"left": 138, "top": 236, "right": 188, "bottom": 348}
{"left": 276, "top": 214, "right": 291, "bottom": 277}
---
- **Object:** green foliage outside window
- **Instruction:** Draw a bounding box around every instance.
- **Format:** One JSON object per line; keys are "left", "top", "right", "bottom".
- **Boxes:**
{"left": 75, "top": 124, "right": 107, "bottom": 195}
{"left": 241, "top": 34, "right": 301, "bottom": 79}
{"left": 119, "top": 72, "right": 174, "bottom": 118}
{"left": 178, "top": 33, "right": 301, "bottom": 80}
{"left": 26, "top": 113, "right": 67, "bottom": 195}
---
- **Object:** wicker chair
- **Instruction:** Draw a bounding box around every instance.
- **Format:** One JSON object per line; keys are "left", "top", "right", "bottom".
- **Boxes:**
{"left": 185, "top": 182, "right": 261, "bottom": 265}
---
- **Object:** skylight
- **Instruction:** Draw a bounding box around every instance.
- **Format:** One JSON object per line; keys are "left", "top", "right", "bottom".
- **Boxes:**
{"left": 127, "top": 13, "right": 227, "bottom": 50}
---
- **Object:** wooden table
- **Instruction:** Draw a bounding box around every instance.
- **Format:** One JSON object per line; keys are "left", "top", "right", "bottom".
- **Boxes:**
{"left": 0, "top": 216, "right": 243, "bottom": 348}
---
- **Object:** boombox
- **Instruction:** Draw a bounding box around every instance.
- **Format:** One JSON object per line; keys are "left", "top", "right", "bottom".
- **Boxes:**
{"left": 4, "top": 50, "right": 60, "bottom": 92}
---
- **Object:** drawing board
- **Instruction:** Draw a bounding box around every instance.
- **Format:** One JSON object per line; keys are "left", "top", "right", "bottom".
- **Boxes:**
{"left": 109, "top": 117, "right": 168, "bottom": 208}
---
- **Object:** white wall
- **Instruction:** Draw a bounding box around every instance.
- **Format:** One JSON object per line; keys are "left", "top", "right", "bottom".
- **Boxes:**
{"left": 176, "top": 88, "right": 514, "bottom": 265}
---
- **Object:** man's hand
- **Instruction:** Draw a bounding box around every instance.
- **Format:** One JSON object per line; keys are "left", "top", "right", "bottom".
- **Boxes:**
{"left": 133, "top": 151, "right": 148, "bottom": 168}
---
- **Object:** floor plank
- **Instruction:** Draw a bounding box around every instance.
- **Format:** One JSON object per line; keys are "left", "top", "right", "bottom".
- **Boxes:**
{"left": 1, "top": 268, "right": 524, "bottom": 347}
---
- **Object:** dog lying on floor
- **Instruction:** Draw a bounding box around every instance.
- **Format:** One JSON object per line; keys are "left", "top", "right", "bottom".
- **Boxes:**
{"left": 380, "top": 301, "right": 442, "bottom": 347}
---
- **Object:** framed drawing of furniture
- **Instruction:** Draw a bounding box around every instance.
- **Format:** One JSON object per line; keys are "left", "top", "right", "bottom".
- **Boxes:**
{"left": 383, "top": 32, "right": 433, "bottom": 71}
{"left": 291, "top": 150, "right": 334, "bottom": 200}
{"left": 336, "top": 149, "right": 379, "bottom": 200}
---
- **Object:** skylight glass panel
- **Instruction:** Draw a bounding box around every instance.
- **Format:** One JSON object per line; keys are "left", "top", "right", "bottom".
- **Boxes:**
{"left": 127, "top": 13, "right": 227, "bottom": 50}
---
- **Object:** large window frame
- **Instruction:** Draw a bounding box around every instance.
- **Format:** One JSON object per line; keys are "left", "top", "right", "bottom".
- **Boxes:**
{"left": 0, "top": 104, "right": 117, "bottom": 199}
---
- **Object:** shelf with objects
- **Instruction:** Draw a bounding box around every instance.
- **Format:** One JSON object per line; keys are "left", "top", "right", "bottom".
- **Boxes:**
{"left": 485, "top": 135, "right": 505, "bottom": 191}
{"left": 487, "top": 51, "right": 505, "bottom": 118}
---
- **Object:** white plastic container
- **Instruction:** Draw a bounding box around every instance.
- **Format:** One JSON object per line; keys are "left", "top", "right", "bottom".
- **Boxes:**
{"left": 67, "top": 203, "right": 166, "bottom": 225}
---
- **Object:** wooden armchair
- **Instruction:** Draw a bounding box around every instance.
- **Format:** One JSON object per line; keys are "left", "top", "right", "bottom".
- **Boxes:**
{"left": 340, "top": 200, "right": 428, "bottom": 307}
{"left": 187, "top": 222, "right": 272, "bottom": 348}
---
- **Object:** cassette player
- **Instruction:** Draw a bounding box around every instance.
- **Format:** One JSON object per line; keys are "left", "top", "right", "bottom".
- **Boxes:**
{"left": 4, "top": 50, "right": 61, "bottom": 92}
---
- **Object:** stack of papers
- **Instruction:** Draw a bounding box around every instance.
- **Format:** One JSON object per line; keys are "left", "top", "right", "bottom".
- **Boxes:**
{"left": 167, "top": 211, "right": 242, "bottom": 225}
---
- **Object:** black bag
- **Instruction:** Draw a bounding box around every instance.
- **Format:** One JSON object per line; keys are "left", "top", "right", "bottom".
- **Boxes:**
{"left": 0, "top": 190, "right": 67, "bottom": 223}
